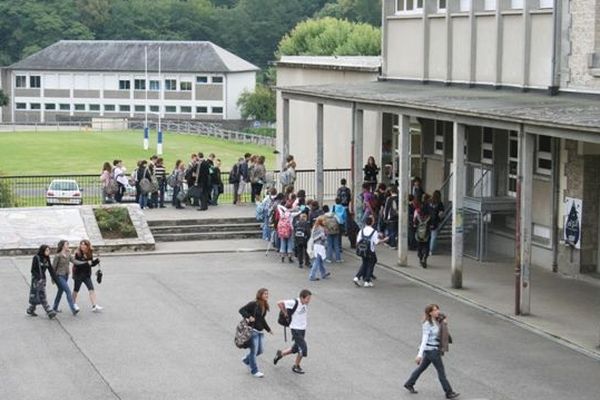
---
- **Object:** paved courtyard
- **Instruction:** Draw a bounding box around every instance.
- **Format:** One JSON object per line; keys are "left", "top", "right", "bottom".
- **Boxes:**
{"left": 1, "top": 252, "right": 599, "bottom": 400}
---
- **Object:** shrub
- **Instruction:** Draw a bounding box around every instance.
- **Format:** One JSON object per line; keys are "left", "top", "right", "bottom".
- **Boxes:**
{"left": 93, "top": 207, "right": 137, "bottom": 239}
{"left": 0, "top": 172, "right": 18, "bottom": 208}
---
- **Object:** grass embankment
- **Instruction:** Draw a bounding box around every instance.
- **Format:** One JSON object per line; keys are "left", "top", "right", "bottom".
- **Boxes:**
{"left": 0, "top": 130, "right": 276, "bottom": 175}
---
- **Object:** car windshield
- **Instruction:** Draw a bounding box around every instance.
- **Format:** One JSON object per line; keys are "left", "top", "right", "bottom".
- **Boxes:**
{"left": 50, "top": 181, "right": 78, "bottom": 191}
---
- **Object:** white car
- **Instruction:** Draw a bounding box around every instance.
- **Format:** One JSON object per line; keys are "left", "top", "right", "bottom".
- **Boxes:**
{"left": 46, "top": 179, "right": 83, "bottom": 206}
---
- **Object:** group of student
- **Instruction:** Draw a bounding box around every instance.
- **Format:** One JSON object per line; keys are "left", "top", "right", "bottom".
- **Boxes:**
{"left": 26, "top": 240, "right": 103, "bottom": 318}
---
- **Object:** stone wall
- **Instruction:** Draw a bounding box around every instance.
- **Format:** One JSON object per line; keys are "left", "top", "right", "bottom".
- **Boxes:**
{"left": 566, "top": 0, "right": 600, "bottom": 91}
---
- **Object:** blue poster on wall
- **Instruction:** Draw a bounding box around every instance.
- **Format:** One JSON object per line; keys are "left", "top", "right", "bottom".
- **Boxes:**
{"left": 563, "top": 197, "right": 582, "bottom": 249}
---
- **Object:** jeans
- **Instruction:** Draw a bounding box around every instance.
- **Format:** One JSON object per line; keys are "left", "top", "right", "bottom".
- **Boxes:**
{"left": 429, "top": 228, "right": 439, "bottom": 255}
{"left": 210, "top": 184, "right": 220, "bottom": 205}
{"left": 296, "top": 243, "right": 309, "bottom": 266}
{"left": 172, "top": 186, "right": 181, "bottom": 207}
{"left": 309, "top": 254, "right": 328, "bottom": 280}
{"left": 53, "top": 275, "right": 77, "bottom": 313}
{"left": 386, "top": 220, "right": 398, "bottom": 248}
{"left": 405, "top": 349, "right": 453, "bottom": 394}
{"left": 326, "top": 234, "right": 341, "bottom": 261}
{"left": 115, "top": 183, "right": 125, "bottom": 203}
{"left": 158, "top": 181, "right": 166, "bottom": 207}
{"left": 279, "top": 237, "right": 294, "bottom": 254}
{"left": 355, "top": 255, "right": 376, "bottom": 282}
{"left": 139, "top": 193, "right": 148, "bottom": 209}
{"left": 243, "top": 330, "right": 264, "bottom": 374}
{"left": 418, "top": 240, "right": 429, "bottom": 262}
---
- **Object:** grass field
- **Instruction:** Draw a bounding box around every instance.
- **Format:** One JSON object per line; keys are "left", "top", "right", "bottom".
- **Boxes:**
{"left": 0, "top": 130, "right": 276, "bottom": 175}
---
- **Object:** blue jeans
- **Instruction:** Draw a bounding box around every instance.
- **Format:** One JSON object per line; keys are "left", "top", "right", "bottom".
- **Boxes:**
{"left": 139, "top": 193, "right": 148, "bottom": 209}
{"left": 262, "top": 222, "right": 272, "bottom": 241}
{"left": 309, "top": 254, "right": 328, "bottom": 280}
{"left": 279, "top": 237, "right": 294, "bottom": 254}
{"left": 405, "top": 349, "right": 453, "bottom": 394}
{"left": 210, "top": 184, "right": 220, "bottom": 205}
{"left": 326, "top": 234, "right": 341, "bottom": 261}
{"left": 429, "top": 228, "right": 439, "bottom": 255}
{"left": 242, "top": 330, "right": 264, "bottom": 374}
{"left": 386, "top": 220, "right": 398, "bottom": 248}
{"left": 53, "top": 275, "right": 76, "bottom": 313}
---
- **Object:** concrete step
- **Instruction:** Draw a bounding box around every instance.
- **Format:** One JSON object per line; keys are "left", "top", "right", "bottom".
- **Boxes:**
{"left": 150, "top": 223, "right": 261, "bottom": 234}
{"left": 147, "top": 217, "right": 258, "bottom": 227}
{"left": 153, "top": 231, "right": 263, "bottom": 242}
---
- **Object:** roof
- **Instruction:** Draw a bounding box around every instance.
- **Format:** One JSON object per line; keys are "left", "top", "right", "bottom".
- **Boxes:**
{"left": 277, "top": 56, "right": 381, "bottom": 73}
{"left": 9, "top": 41, "right": 260, "bottom": 73}
{"left": 278, "top": 80, "right": 600, "bottom": 135}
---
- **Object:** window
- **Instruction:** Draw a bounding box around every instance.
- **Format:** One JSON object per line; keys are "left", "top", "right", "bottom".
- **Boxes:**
{"left": 150, "top": 105, "right": 159, "bottom": 112}
{"left": 30, "top": 103, "right": 41, "bottom": 110}
{"left": 45, "top": 103, "right": 56, "bottom": 110}
{"left": 134, "top": 105, "right": 145, "bottom": 112}
{"left": 164, "top": 79, "right": 177, "bottom": 91}
{"left": 212, "top": 106, "right": 223, "bottom": 114}
{"left": 180, "top": 106, "right": 192, "bottom": 113}
{"left": 508, "top": 132, "right": 518, "bottom": 197}
{"left": 180, "top": 81, "right": 192, "bottom": 91}
{"left": 119, "top": 80, "right": 131, "bottom": 90}
{"left": 482, "top": 128, "right": 494, "bottom": 164}
{"left": 438, "top": 0, "right": 447, "bottom": 12}
{"left": 74, "top": 104, "right": 85, "bottom": 111}
{"left": 119, "top": 105, "right": 130, "bottom": 112}
{"left": 434, "top": 121, "right": 444, "bottom": 156}
{"left": 536, "top": 135, "right": 552, "bottom": 175}
{"left": 104, "top": 104, "right": 115, "bottom": 112}
{"left": 134, "top": 79, "right": 146, "bottom": 90}
{"left": 16, "top": 76, "right": 27, "bottom": 88}
{"left": 211, "top": 76, "right": 223, "bottom": 84}
{"left": 511, "top": 0, "right": 523, "bottom": 8}
{"left": 396, "top": 0, "right": 423, "bottom": 13}
{"left": 59, "top": 104, "right": 70, "bottom": 111}
{"left": 29, "top": 76, "right": 41, "bottom": 88}
{"left": 149, "top": 80, "right": 160, "bottom": 91}
{"left": 540, "top": 0, "right": 553, "bottom": 8}
{"left": 89, "top": 104, "right": 100, "bottom": 111}
{"left": 484, "top": 0, "right": 496, "bottom": 10}
{"left": 165, "top": 105, "right": 176, "bottom": 113}
{"left": 459, "top": 0, "right": 471, "bottom": 11}
{"left": 196, "top": 106, "right": 208, "bottom": 114}
{"left": 16, "top": 102, "right": 26, "bottom": 110}
{"left": 196, "top": 76, "right": 208, "bottom": 84}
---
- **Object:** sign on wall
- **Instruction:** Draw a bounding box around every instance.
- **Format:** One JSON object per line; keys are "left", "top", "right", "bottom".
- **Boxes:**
{"left": 563, "top": 197, "right": 582, "bottom": 249}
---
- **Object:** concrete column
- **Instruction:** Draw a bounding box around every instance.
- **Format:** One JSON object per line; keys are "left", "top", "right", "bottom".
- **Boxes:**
{"left": 522, "top": 0, "right": 534, "bottom": 88}
{"left": 398, "top": 114, "right": 410, "bottom": 266}
{"left": 519, "top": 130, "right": 534, "bottom": 315}
{"left": 352, "top": 107, "right": 364, "bottom": 215}
{"left": 281, "top": 98, "right": 290, "bottom": 171}
{"left": 316, "top": 103, "right": 324, "bottom": 205}
{"left": 451, "top": 122, "right": 466, "bottom": 288}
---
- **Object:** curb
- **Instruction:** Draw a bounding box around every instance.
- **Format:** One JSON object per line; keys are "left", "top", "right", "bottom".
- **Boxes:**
{"left": 98, "top": 247, "right": 267, "bottom": 258}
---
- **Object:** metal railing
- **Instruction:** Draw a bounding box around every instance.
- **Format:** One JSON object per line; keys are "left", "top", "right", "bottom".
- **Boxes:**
{"left": 0, "top": 169, "right": 351, "bottom": 208}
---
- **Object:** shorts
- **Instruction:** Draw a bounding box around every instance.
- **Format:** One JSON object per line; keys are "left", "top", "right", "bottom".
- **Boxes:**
{"left": 291, "top": 329, "right": 308, "bottom": 357}
{"left": 237, "top": 181, "right": 247, "bottom": 195}
{"left": 73, "top": 276, "right": 94, "bottom": 292}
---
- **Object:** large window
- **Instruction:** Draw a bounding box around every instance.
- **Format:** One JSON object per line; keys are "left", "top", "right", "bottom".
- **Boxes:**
{"left": 536, "top": 135, "right": 552, "bottom": 176}
{"left": 15, "top": 76, "right": 27, "bottom": 88}
{"left": 511, "top": 0, "right": 523, "bottom": 8}
{"left": 149, "top": 80, "right": 160, "bottom": 91}
{"left": 539, "top": 0, "right": 553, "bottom": 8}
{"left": 396, "top": 0, "right": 423, "bottom": 13}
{"left": 134, "top": 79, "right": 146, "bottom": 90}
{"left": 508, "top": 132, "right": 518, "bottom": 197}
{"left": 438, "top": 0, "right": 447, "bottom": 12}
{"left": 164, "top": 79, "right": 177, "bottom": 91}
{"left": 30, "top": 76, "right": 41, "bottom": 88}
{"left": 434, "top": 121, "right": 444, "bottom": 156}
{"left": 119, "top": 80, "right": 131, "bottom": 90}
{"left": 180, "top": 81, "right": 192, "bottom": 91}
{"left": 482, "top": 128, "right": 494, "bottom": 164}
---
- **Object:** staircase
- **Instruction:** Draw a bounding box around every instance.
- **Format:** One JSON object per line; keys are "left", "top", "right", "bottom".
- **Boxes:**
{"left": 148, "top": 217, "right": 262, "bottom": 242}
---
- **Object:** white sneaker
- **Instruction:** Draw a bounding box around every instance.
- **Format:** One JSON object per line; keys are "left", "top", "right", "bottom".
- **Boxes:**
{"left": 364, "top": 282, "right": 374, "bottom": 288}
{"left": 253, "top": 371, "right": 264, "bottom": 378}
{"left": 353, "top": 277, "right": 361, "bottom": 287}
{"left": 92, "top": 305, "right": 103, "bottom": 312}
{"left": 74, "top": 304, "right": 80, "bottom": 311}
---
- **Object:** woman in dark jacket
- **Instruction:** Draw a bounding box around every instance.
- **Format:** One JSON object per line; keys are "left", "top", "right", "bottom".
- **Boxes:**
{"left": 27, "top": 245, "right": 58, "bottom": 319}
{"left": 72, "top": 240, "right": 102, "bottom": 313}
{"left": 239, "top": 288, "right": 273, "bottom": 378}
{"left": 363, "top": 156, "right": 380, "bottom": 192}
{"left": 137, "top": 160, "right": 152, "bottom": 209}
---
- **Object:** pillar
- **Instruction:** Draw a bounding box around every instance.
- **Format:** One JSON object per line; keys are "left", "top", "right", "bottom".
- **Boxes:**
{"left": 398, "top": 114, "right": 410, "bottom": 266}
{"left": 451, "top": 122, "right": 466, "bottom": 288}
{"left": 316, "top": 103, "right": 324, "bottom": 205}
{"left": 352, "top": 107, "right": 364, "bottom": 215}
{"left": 519, "top": 131, "right": 534, "bottom": 315}
{"left": 281, "top": 98, "right": 290, "bottom": 171}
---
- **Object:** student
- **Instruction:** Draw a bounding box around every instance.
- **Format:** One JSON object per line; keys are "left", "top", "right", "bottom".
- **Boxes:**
{"left": 250, "top": 155, "right": 266, "bottom": 203}
{"left": 154, "top": 157, "right": 167, "bottom": 208}
{"left": 322, "top": 205, "right": 342, "bottom": 263}
{"left": 308, "top": 216, "right": 330, "bottom": 281}
{"left": 239, "top": 288, "right": 273, "bottom": 378}
{"left": 26, "top": 245, "right": 58, "bottom": 319}
{"left": 383, "top": 186, "right": 399, "bottom": 249}
{"left": 336, "top": 178, "right": 352, "bottom": 208}
{"left": 100, "top": 162, "right": 114, "bottom": 204}
{"left": 363, "top": 156, "right": 380, "bottom": 192}
{"left": 171, "top": 160, "right": 186, "bottom": 209}
{"left": 332, "top": 196, "right": 347, "bottom": 253}
{"left": 231, "top": 157, "right": 244, "bottom": 205}
{"left": 72, "top": 240, "right": 102, "bottom": 312}
{"left": 210, "top": 158, "right": 224, "bottom": 206}
{"left": 237, "top": 153, "right": 252, "bottom": 204}
{"left": 404, "top": 304, "right": 459, "bottom": 399}
{"left": 112, "top": 159, "right": 128, "bottom": 203}
{"left": 428, "top": 190, "right": 445, "bottom": 256}
{"left": 137, "top": 160, "right": 152, "bottom": 210}
{"left": 51, "top": 240, "right": 81, "bottom": 315}
{"left": 414, "top": 197, "right": 432, "bottom": 268}
{"left": 294, "top": 213, "right": 311, "bottom": 268}
{"left": 277, "top": 203, "right": 301, "bottom": 263}
{"left": 273, "top": 289, "right": 312, "bottom": 374}
{"left": 354, "top": 216, "right": 387, "bottom": 288}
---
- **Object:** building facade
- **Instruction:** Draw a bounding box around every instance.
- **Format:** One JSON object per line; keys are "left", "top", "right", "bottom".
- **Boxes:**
{"left": 277, "top": 0, "right": 600, "bottom": 313}
{"left": 0, "top": 41, "right": 258, "bottom": 123}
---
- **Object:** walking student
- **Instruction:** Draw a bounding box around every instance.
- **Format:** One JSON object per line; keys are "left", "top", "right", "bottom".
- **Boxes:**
{"left": 308, "top": 216, "right": 330, "bottom": 281}
{"left": 51, "top": 240, "right": 81, "bottom": 315}
{"left": 72, "top": 240, "right": 103, "bottom": 312}
{"left": 414, "top": 199, "right": 432, "bottom": 268}
{"left": 273, "top": 289, "right": 312, "bottom": 374}
{"left": 239, "top": 288, "right": 273, "bottom": 378}
{"left": 26, "top": 245, "right": 58, "bottom": 319}
{"left": 404, "top": 304, "right": 459, "bottom": 399}
{"left": 353, "top": 216, "right": 387, "bottom": 288}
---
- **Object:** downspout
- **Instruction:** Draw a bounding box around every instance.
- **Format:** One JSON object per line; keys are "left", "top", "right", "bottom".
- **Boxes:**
{"left": 549, "top": 0, "right": 562, "bottom": 95}
{"left": 551, "top": 138, "right": 560, "bottom": 272}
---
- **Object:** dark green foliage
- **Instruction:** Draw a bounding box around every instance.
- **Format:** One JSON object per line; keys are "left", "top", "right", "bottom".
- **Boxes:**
{"left": 94, "top": 207, "right": 137, "bottom": 239}
{"left": 0, "top": 172, "right": 18, "bottom": 208}
{"left": 237, "top": 84, "right": 276, "bottom": 122}
{"left": 0, "top": 90, "right": 8, "bottom": 107}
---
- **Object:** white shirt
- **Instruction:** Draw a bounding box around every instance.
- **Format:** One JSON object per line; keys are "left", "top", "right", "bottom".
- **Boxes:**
{"left": 284, "top": 298, "right": 308, "bottom": 330}
{"left": 356, "top": 226, "right": 380, "bottom": 252}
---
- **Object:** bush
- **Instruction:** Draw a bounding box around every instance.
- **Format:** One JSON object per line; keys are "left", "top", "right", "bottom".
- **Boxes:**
{"left": 244, "top": 127, "right": 276, "bottom": 137}
{"left": 0, "top": 172, "right": 18, "bottom": 208}
{"left": 93, "top": 207, "right": 137, "bottom": 239}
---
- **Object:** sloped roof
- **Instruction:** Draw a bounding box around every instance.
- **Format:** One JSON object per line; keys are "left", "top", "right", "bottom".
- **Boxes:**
{"left": 10, "top": 40, "right": 259, "bottom": 73}
{"left": 277, "top": 56, "right": 381, "bottom": 72}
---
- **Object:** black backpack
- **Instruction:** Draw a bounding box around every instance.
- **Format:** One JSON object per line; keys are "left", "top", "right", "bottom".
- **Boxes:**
{"left": 356, "top": 228, "right": 376, "bottom": 258}
{"left": 277, "top": 299, "right": 299, "bottom": 327}
{"left": 228, "top": 164, "right": 240, "bottom": 184}
{"left": 337, "top": 186, "right": 351, "bottom": 206}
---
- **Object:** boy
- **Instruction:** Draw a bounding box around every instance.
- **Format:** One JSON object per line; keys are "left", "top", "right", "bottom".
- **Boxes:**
{"left": 294, "top": 213, "right": 311, "bottom": 268}
{"left": 273, "top": 289, "right": 312, "bottom": 374}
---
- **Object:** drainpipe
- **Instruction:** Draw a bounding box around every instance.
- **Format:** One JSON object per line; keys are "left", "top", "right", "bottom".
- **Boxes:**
{"left": 551, "top": 138, "right": 560, "bottom": 272}
{"left": 515, "top": 125, "right": 523, "bottom": 316}
{"left": 549, "top": 0, "right": 562, "bottom": 95}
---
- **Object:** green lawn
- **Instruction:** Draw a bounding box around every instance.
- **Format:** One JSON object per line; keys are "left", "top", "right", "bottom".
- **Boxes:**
{"left": 0, "top": 130, "right": 276, "bottom": 175}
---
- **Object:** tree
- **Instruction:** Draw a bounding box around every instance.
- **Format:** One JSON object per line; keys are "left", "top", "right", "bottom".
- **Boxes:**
{"left": 277, "top": 17, "right": 380, "bottom": 57}
{"left": 317, "top": 0, "right": 382, "bottom": 27}
{"left": 0, "top": 90, "right": 8, "bottom": 107}
{"left": 237, "top": 84, "right": 276, "bottom": 122}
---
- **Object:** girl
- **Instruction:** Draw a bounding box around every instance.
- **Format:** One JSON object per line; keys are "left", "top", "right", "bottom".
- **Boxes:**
{"left": 428, "top": 190, "right": 445, "bottom": 256}
{"left": 277, "top": 203, "right": 301, "bottom": 263}
{"left": 172, "top": 160, "right": 186, "bottom": 209}
{"left": 363, "top": 156, "right": 380, "bottom": 192}
{"left": 52, "top": 240, "right": 82, "bottom": 315}
{"left": 26, "top": 245, "right": 58, "bottom": 319}
{"left": 100, "top": 162, "right": 113, "bottom": 204}
{"left": 112, "top": 159, "right": 128, "bottom": 203}
{"left": 72, "top": 240, "right": 102, "bottom": 312}
{"left": 239, "top": 288, "right": 273, "bottom": 378}
{"left": 404, "top": 304, "right": 459, "bottom": 399}
{"left": 308, "top": 216, "right": 330, "bottom": 281}
{"left": 137, "top": 160, "right": 152, "bottom": 209}
{"left": 250, "top": 155, "right": 266, "bottom": 203}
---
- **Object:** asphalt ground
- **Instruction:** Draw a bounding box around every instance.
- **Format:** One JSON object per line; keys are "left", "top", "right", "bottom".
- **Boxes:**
{"left": 1, "top": 252, "right": 598, "bottom": 400}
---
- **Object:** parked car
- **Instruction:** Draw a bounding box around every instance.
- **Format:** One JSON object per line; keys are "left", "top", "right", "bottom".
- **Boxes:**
{"left": 46, "top": 179, "right": 83, "bottom": 206}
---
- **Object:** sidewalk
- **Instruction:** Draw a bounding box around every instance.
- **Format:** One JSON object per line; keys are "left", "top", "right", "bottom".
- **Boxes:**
{"left": 369, "top": 245, "right": 600, "bottom": 359}
{"left": 142, "top": 202, "right": 256, "bottom": 222}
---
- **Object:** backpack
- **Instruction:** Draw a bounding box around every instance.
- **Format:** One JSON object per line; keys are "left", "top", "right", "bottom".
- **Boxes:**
{"left": 356, "top": 228, "right": 376, "bottom": 258}
{"left": 277, "top": 211, "right": 293, "bottom": 239}
{"left": 166, "top": 171, "right": 178, "bottom": 188}
{"left": 234, "top": 318, "right": 253, "bottom": 349}
{"left": 279, "top": 170, "right": 290, "bottom": 186}
{"left": 415, "top": 215, "right": 431, "bottom": 242}
{"left": 306, "top": 236, "right": 315, "bottom": 259}
{"left": 332, "top": 204, "right": 347, "bottom": 225}
{"left": 229, "top": 164, "right": 240, "bottom": 184}
{"left": 184, "top": 165, "right": 195, "bottom": 182}
{"left": 324, "top": 214, "right": 340, "bottom": 235}
{"left": 294, "top": 220, "right": 309, "bottom": 245}
{"left": 337, "top": 186, "right": 351, "bottom": 206}
{"left": 105, "top": 178, "right": 118, "bottom": 195}
{"left": 277, "top": 299, "right": 299, "bottom": 327}
{"left": 256, "top": 198, "right": 271, "bottom": 222}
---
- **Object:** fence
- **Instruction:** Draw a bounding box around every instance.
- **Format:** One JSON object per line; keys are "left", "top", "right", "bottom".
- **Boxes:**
{"left": 0, "top": 169, "right": 351, "bottom": 208}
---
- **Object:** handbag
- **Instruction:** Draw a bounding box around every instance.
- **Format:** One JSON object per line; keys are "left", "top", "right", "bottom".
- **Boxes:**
{"left": 139, "top": 168, "right": 158, "bottom": 194}
{"left": 188, "top": 185, "right": 202, "bottom": 199}
{"left": 176, "top": 190, "right": 186, "bottom": 202}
